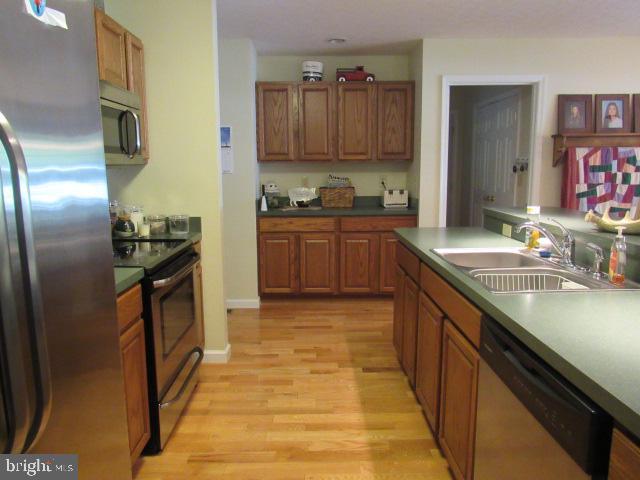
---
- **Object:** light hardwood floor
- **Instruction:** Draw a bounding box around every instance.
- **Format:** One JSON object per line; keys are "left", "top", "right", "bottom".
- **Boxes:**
{"left": 134, "top": 298, "right": 452, "bottom": 480}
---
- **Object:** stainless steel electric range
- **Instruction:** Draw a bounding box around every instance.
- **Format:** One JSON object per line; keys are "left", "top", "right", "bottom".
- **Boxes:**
{"left": 113, "top": 239, "right": 204, "bottom": 453}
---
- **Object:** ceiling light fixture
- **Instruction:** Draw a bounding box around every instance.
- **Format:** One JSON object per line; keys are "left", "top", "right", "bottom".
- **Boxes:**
{"left": 327, "top": 38, "right": 346, "bottom": 44}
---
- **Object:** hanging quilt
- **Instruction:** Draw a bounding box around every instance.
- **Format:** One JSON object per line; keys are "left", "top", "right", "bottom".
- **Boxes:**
{"left": 562, "top": 147, "right": 640, "bottom": 219}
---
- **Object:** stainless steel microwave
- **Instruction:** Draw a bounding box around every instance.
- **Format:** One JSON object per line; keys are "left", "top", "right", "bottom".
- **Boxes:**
{"left": 100, "top": 81, "right": 145, "bottom": 166}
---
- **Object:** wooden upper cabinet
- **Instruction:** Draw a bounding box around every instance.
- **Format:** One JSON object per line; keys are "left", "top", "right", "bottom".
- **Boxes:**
{"left": 609, "top": 428, "right": 640, "bottom": 480}
{"left": 377, "top": 83, "right": 413, "bottom": 160}
{"left": 393, "top": 265, "right": 406, "bottom": 359}
{"left": 259, "top": 233, "right": 298, "bottom": 293}
{"left": 298, "top": 84, "right": 335, "bottom": 161}
{"left": 95, "top": 9, "right": 128, "bottom": 89}
{"left": 401, "top": 276, "right": 419, "bottom": 387}
{"left": 379, "top": 232, "right": 398, "bottom": 293}
{"left": 125, "top": 32, "right": 149, "bottom": 160}
{"left": 300, "top": 233, "right": 336, "bottom": 293}
{"left": 438, "top": 320, "right": 479, "bottom": 480}
{"left": 338, "top": 83, "right": 376, "bottom": 161}
{"left": 257, "top": 83, "right": 297, "bottom": 161}
{"left": 339, "top": 233, "right": 379, "bottom": 293}
{"left": 415, "top": 292, "right": 444, "bottom": 434}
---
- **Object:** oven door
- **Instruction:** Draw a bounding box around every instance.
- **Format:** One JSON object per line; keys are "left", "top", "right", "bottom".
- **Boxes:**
{"left": 149, "top": 251, "right": 203, "bottom": 401}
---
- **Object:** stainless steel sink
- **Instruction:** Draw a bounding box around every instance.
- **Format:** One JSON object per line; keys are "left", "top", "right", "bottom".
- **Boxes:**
{"left": 469, "top": 267, "right": 593, "bottom": 293}
{"left": 432, "top": 247, "right": 640, "bottom": 293}
{"left": 433, "top": 247, "right": 547, "bottom": 269}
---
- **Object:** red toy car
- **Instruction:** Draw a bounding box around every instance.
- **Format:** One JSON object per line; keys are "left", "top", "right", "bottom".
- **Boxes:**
{"left": 336, "top": 66, "right": 375, "bottom": 82}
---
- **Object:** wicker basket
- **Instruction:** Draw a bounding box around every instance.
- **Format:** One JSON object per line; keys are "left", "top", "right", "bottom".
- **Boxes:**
{"left": 319, "top": 187, "right": 355, "bottom": 208}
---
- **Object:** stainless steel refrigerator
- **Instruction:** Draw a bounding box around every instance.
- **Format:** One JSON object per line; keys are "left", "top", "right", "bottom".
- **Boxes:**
{"left": 0, "top": 1, "right": 133, "bottom": 478}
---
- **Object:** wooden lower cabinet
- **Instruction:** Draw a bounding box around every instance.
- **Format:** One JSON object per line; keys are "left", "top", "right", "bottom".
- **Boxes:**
{"left": 339, "top": 233, "right": 379, "bottom": 293}
{"left": 259, "top": 233, "right": 298, "bottom": 293}
{"left": 117, "top": 284, "right": 150, "bottom": 463}
{"left": 415, "top": 292, "right": 444, "bottom": 433}
{"left": 300, "top": 233, "right": 336, "bottom": 293}
{"left": 609, "top": 428, "right": 640, "bottom": 480}
{"left": 392, "top": 265, "right": 406, "bottom": 359}
{"left": 379, "top": 232, "right": 398, "bottom": 293}
{"left": 438, "top": 320, "right": 479, "bottom": 480}
{"left": 401, "top": 276, "right": 419, "bottom": 386}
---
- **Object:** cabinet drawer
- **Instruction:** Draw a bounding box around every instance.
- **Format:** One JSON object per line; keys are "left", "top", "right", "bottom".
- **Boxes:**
{"left": 396, "top": 242, "right": 420, "bottom": 283}
{"left": 259, "top": 217, "right": 337, "bottom": 233}
{"left": 340, "top": 216, "right": 416, "bottom": 232}
{"left": 420, "top": 263, "right": 482, "bottom": 349}
{"left": 117, "top": 284, "right": 143, "bottom": 334}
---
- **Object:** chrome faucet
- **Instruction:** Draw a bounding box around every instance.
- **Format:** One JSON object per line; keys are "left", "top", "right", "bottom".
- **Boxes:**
{"left": 585, "top": 243, "right": 605, "bottom": 279}
{"left": 515, "top": 218, "right": 576, "bottom": 267}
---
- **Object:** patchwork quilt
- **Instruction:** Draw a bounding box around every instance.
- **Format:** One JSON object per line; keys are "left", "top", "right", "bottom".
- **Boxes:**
{"left": 562, "top": 147, "right": 640, "bottom": 219}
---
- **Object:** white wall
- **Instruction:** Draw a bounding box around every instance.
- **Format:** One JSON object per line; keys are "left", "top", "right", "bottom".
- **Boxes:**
{"left": 104, "top": 0, "right": 229, "bottom": 353}
{"left": 219, "top": 38, "right": 260, "bottom": 307}
{"left": 407, "top": 44, "right": 423, "bottom": 201}
{"left": 257, "top": 54, "right": 416, "bottom": 197}
{"left": 417, "top": 37, "right": 640, "bottom": 227}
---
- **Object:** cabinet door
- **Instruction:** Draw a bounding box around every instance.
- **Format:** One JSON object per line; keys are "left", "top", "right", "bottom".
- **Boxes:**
{"left": 439, "top": 320, "right": 479, "bottom": 480}
{"left": 300, "top": 233, "right": 336, "bottom": 293}
{"left": 416, "top": 292, "right": 444, "bottom": 433}
{"left": 377, "top": 83, "right": 413, "bottom": 160}
{"left": 339, "top": 233, "right": 379, "bottom": 293}
{"left": 379, "top": 233, "right": 398, "bottom": 293}
{"left": 401, "top": 276, "right": 419, "bottom": 386}
{"left": 95, "top": 9, "right": 128, "bottom": 89}
{"left": 125, "top": 32, "right": 149, "bottom": 160}
{"left": 393, "top": 265, "right": 405, "bottom": 359}
{"left": 259, "top": 233, "right": 298, "bottom": 293}
{"left": 256, "top": 83, "right": 297, "bottom": 161}
{"left": 337, "top": 84, "right": 376, "bottom": 160}
{"left": 609, "top": 428, "right": 640, "bottom": 480}
{"left": 120, "top": 318, "right": 151, "bottom": 462}
{"left": 298, "top": 84, "right": 335, "bottom": 161}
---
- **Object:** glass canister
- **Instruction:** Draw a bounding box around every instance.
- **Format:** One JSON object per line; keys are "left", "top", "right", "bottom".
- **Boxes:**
{"left": 168, "top": 215, "right": 190, "bottom": 234}
{"left": 129, "top": 205, "right": 144, "bottom": 234}
{"left": 147, "top": 215, "right": 167, "bottom": 235}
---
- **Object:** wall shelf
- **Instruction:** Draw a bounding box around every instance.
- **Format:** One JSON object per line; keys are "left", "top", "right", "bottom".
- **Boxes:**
{"left": 552, "top": 133, "right": 640, "bottom": 167}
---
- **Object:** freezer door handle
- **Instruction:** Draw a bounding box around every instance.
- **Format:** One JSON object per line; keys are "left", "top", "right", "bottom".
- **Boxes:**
{"left": 0, "top": 111, "right": 52, "bottom": 452}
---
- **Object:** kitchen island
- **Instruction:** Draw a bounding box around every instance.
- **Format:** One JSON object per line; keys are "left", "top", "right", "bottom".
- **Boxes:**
{"left": 395, "top": 226, "right": 640, "bottom": 440}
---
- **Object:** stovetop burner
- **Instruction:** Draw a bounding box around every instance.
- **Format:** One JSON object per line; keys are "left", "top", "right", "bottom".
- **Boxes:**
{"left": 112, "top": 240, "right": 191, "bottom": 272}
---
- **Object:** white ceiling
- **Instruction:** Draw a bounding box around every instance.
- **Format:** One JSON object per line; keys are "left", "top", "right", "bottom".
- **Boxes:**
{"left": 218, "top": 0, "right": 640, "bottom": 55}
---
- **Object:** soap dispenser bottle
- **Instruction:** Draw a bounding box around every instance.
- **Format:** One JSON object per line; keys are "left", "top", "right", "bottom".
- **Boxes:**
{"left": 608, "top": 226, "right": 627, "bottom": 285}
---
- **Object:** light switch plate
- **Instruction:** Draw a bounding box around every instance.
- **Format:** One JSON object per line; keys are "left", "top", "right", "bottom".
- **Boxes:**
{"left": 502, "top": 223, "right": 513, "bottom": 238}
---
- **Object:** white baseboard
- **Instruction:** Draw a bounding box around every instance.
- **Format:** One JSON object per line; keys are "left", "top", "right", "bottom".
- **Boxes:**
{"left": 225, "top": 298, "right": 260, "bottom": 309}
{"left": 203, "top": 344, "right": 231, "bottom": 363}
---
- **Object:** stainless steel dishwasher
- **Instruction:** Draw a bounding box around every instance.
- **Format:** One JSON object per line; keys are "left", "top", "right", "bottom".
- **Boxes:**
{"left": 474, "top": 319, "right": 612, "bottom": 480}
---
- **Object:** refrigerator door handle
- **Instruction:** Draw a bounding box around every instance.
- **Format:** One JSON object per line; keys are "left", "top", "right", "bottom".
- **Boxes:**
{"left": 0, "top": 111, "right": 52, "bottom": 452}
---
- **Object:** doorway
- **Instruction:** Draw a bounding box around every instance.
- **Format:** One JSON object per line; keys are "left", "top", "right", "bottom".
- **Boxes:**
{"left": 446, "top": 85, "right": 534, "bottom": 227}
{"left": 439, "top": 75, "right": 544, "bottom": 227}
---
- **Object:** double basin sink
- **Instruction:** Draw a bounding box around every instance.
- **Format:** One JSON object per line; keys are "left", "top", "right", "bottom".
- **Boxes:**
{"left": 432, "top": 247, "right": 637, "bottom": 294}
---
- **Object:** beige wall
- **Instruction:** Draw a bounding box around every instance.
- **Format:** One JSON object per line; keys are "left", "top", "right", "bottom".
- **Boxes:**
{"left": 418, "top": 37, "right": 640, "bottom": 227}
{"left": 257, "top": 54, "right": 415, "bottom": 197}
{"left": 219, "top": 38, "right": 260, "bottom": 305}
{"left": 257, "top": 55, "right": 410, "bottom": 82}
{"left": 407, "top": 45, "right": 423, "bottom": 201}
{"left": 104, "top": 0, "right": 228, "bottom": 352}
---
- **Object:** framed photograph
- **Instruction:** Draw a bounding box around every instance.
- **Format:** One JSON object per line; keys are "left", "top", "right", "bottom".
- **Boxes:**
{"left": 558, "top": 95, "right": 593, "bottom": 134}
{"left": 595, "top": 94, "right": 631, "bottom": 133}
{"left": 634, "top": 94, "right": 640, "bottom": 133}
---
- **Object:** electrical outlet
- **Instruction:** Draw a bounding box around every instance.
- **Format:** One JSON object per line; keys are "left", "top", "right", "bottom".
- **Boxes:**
{"left": 301, "top": 176, "right": 309, "bottom": 187}
{"left": 502, "top": 223, "right": 513, "bottom": 238}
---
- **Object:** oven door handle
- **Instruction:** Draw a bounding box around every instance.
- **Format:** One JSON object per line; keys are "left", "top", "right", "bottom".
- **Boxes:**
{"left": 159, "top": 347, "right": 203, "bottom": 409}
{"left": 152, "top": 254, "right": 200, "bottom": 288}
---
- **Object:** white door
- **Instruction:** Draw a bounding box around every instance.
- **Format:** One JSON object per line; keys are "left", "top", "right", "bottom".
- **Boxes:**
{"left": 470, "top": 93, "right": 520, "bottom": 226}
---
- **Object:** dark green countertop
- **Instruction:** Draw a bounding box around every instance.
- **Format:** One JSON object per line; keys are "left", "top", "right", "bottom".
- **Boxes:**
{"left": 257, "top": 196, "right": 418, "bottom": 217}
{"left": 396, "top": 226, "right": 640, "bottom": 438}
{"left": 114, "top": 267, "right": 144, "bottom": 295}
